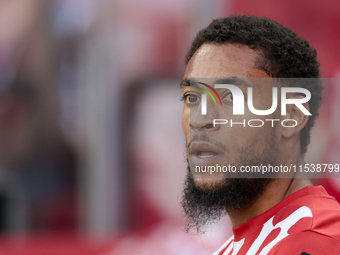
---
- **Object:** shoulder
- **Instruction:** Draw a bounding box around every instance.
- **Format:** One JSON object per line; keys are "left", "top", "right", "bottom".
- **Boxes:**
{"left": 267, "top": 231, "right": 340, "bottom": 255}
{"left": 212, "top": 235, "right": 233, "bottom": 255}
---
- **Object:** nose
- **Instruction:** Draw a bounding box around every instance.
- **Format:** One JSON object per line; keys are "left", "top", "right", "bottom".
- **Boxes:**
{"left": 190, "top": 96, "right": 220, "bottom": 132}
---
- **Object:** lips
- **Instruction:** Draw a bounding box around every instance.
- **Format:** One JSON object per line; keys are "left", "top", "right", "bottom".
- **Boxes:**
{"left": 189, "top": 141, "right": 224, "bottom": 166}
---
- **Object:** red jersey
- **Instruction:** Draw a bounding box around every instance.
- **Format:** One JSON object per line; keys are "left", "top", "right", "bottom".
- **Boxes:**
{"left": 213, "top": 185, "right": 340, "bottom": 255}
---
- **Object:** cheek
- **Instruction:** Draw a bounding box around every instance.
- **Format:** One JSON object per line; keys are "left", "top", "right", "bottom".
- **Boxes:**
{"left": 221, "top": 123, "right": 269, "bottom": 150}
{"left": 182, "top": 108, "right": 190, "bottom": 142}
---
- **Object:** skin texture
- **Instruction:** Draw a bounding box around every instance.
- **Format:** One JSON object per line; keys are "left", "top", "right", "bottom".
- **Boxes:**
{"left": 181, "top": 43, "right": 313, "bottom": 228}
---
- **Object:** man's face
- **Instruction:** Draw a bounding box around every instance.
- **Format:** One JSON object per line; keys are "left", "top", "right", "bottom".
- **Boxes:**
{"left": 180, "top": 43, "right": 282, "bottom": 232}
{"left": 182, "top": 43, "right": 283, "bottom": 185}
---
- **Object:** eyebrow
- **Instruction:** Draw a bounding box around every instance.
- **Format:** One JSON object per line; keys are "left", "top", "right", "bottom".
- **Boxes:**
{"left": 180, "top": 77, "right": 249, "bottom": 87}
{"left": 180, "top": 78, "right": 191, "bottom": 87}
{"left": 215, "top": 77, "right": 249, "bottom": 86}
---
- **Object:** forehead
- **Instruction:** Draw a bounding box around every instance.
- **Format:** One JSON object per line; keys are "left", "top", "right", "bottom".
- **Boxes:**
{"left": 184, "top": 43, "right": 269, "bottom": 79}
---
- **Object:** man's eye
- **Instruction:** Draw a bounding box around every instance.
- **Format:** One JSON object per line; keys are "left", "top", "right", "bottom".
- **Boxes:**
{"left": 223, "top": 92, "right": 233, "bottom": 102}
{"left": 182, "top": 94, "right": 199, "bottom": 104}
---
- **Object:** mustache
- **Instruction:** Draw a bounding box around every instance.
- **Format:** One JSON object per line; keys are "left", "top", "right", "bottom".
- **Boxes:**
{"left": 187, "top": 133, "right": 228, "bottom": 153}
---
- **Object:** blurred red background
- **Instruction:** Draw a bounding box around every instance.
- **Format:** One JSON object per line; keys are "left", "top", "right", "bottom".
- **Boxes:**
{"left": 0, "top": 0, "right": 339, "bottom": 254}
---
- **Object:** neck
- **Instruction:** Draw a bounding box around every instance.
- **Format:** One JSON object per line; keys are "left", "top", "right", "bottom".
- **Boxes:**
{"left": 227, "top": 156, "right": 313, "bottom": 227}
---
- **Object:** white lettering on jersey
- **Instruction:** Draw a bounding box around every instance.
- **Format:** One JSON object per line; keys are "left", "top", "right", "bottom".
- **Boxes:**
{"left": 247, "top": 206, "right": 313, "bottom": 255}
{"left": 215, "top": 206, "right": 313, "bottom": 255}
{"left": 231, "top": 238, "right": 245, "bottom": 255}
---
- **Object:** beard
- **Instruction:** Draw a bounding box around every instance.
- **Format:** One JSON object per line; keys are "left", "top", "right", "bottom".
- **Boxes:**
{"left": 181, "top": 131, "right": 279, "bottom": 234}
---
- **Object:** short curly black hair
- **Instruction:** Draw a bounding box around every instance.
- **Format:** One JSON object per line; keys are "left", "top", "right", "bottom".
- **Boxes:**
{"left": 185, "top": 15, "right": 323, "bottom": 154}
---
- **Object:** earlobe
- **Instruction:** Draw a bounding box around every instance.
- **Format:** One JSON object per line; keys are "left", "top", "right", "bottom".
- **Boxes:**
{"left": 282, "top": 101, "right": 309, "bottom": 139}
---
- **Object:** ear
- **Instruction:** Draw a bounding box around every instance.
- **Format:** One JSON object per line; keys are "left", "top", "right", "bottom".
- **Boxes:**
{"left": 281, "top": 95, "right": 310, "bottom": 139}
